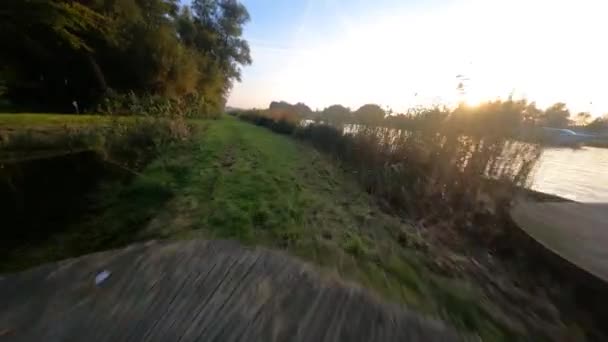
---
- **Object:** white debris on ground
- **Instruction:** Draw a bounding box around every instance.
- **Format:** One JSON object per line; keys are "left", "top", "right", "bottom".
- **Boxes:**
{"left": 94, "top": 270, "right": 111, "bottom": 285}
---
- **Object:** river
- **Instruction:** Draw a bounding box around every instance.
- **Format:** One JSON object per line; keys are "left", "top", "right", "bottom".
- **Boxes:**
{"left": 532, "top": 146, "right": 608, "bottom": 203}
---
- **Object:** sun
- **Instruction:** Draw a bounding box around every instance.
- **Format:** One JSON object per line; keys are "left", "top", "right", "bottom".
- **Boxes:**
{"left": 463, "top": 93, "right": 487, "bottom": 107}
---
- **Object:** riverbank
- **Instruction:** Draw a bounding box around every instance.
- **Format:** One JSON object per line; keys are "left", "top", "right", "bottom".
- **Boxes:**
{"left": 1, "top": 114, "right": 604, "bottom": 340}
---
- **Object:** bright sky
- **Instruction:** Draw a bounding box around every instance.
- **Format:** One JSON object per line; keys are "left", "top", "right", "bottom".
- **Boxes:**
{"left": 227, "top": 0, "right": 608, "bottom": 116}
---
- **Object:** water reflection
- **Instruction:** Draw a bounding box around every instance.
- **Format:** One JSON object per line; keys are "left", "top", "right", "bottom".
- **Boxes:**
{"left": 532, "top": 147, "right": 608, "bottom": 202}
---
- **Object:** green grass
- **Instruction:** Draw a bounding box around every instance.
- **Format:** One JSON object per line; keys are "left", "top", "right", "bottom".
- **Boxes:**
{"left": 0, "top": 113, "right": 117, "bottom": 129}
{"left": 1, "top": 115, "right": 518, "bottom": 340}
{"left": 0, "top": 113, "right": 161, "bottom": 162}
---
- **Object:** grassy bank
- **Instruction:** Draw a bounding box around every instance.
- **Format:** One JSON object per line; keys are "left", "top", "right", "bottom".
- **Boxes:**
{"left": 3, "top": 114, "right": 600, "bottom": 340}
{"left": 0, "top": 113, "right": 190, "bottom": 165}
{"left": 0, "top": 113, "right": 113, "bottom": 129}
{"left": 234, "top": 112, "right": 607, "bottom": 340}
{"left": 1, "top": 115, "right": 518, "bottom": 340}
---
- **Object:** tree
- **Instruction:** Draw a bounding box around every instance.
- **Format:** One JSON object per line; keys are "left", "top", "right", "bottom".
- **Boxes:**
{"left": 269, "top": 101, "right": 293, "bottom": 111}
{"left": 523, "top": 101, "right": 543, "bottom": 125}
{"left": 575, "top": 112, "right": 592, "bottom": 126}
{"left": 293, "top": 102, "right": 313, "bottom": 118}
{"left": 354, "top": 104, "right": 385, "bottom": 125}
{"left": 1, "top": 0, "right": 252, "bottom": 115}
{"left": 0, "top": 0, "right": 108, "bottom": 110}
{"left": 189, "top": 0, "right": 252, "bottom": 90}
{"left": 322, "top": 105, "right": 351, "bottom": 126}
{"left": 586, "top": 116, "right": 608, "bottom": 132}
{"left": 542, "top": 102, "right": 571, "bottom": 128}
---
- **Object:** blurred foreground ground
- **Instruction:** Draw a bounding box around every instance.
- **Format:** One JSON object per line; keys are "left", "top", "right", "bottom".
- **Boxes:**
{"left": 0, "top": 240, "right": 456, "bottom": 341}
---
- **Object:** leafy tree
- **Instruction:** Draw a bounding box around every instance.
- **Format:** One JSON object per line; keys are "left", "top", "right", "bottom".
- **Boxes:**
{"left": 523, "top": 101, "right": 543, "bottom": 125}
{"left": 188, "top": 0, "right": 252, "bottom": 90}
{"left": 293, "top": 102, "right": 313, "bottom": 118}
{"left": 269, "top": 101, "right": 293, "bottom": 111}
{"left": 575, "top": 112, "right": 592, "bottom": 126}
{"left": 0, "top": 0, "right": 252, "bottom": 115}
{"left": 542, "top": 102, "right": 571, "bottom": 128}
{"left": 269, "top": 101, "right": 313, "bottom": 119}
{"left": 585, "top": 116, "right": 608, "bottom": 132}
{"left": 354, "top": 104, "right": 385, "bottom": 125}
{"left": 0, "top": 0, "right": 107, "bottom": 110}
{"left": 322, "top": 105, "right": 351, "bottom": 126}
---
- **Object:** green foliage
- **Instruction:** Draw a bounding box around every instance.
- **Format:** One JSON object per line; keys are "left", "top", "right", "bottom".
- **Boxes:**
{"left": 575, "top": 112, "right": 592, "bottom": 126}
{"left": 542, "top": 102, "right": 571, "bottom": 128}
{"left": 1, "top": 115, "right": 192, "bottom": 169}
{"left": 2, "top": 116, "right": 586, "bottom": 340}
{"left": 354, "top": 104, "right": 386, "bottom": 125}
{"left": 98, "top": 91, "right": 217, "bottom": 119}
{"left": 236, "top": 109, "right": 299, "bottom": 134}
{"left": 0, "top": 0, "right": 107, "bottom": 54}
{"left": 585, "top": 116, "right": 608, "bottom": 132}
{"left": 0, "top": 113, "right": 114, "bottom": 128}
{"left": 1, "top": 0, "right": 252, "bottom": 116}
{"left": 0, "top": 127, "right": 100, "bottom": 154}
{"left": 239, "top": 104, "right": 541, "bottom": 232}
{"left": 264, "top": 98, "right": 585, "bottom": 136}
{"left": 342, "top": 233, "right": 369, "bottom": 257}
{"left": 322, "top": 104, "right": 351, "bottom": 126}
{"left": 100, "top": 117, "right": 193, "bottom": 168}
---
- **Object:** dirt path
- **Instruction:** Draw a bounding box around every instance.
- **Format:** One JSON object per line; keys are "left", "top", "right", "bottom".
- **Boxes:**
{"left": 511, "top": 201, "right": 608, "bottom": 282}
{"left": 0, "top": 240, "right": 458, "bottom": 341}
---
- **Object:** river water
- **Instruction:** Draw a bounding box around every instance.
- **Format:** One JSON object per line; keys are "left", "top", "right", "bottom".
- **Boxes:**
{"left": 532, "top": 147, "right": 608, "bottom": 202}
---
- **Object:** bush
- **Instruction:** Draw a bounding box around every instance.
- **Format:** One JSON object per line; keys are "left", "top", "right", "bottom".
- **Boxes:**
{"left": 101, "top": 116, "right": 193, "bottom": 169}
{"left": 1, "top": 116, "right": 193, "bottom": 169}
{"left": 235, "top": 109, "right": 298, "bottom": 134}
{"left": 0, "top": 127, "right": 102, "bottom": 153}
{"left": 97, "top": 90, "right": 218, "bottom": 119}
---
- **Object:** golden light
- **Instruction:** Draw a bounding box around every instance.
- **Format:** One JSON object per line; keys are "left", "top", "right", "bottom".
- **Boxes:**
{"left": 231, "top": 0, "right": 608, "bottom": 116}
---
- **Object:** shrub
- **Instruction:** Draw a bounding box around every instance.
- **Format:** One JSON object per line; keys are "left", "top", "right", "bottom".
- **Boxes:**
{"left": 101, "top": 116, "right": 193, "bottom": 169}
{"left": 97, "top": 90, "right": 217, "bottom": 119}
{"left": 0, "top": 127, "right": 102, "bottom": 153}
{"left": 236, "top": 109, "right": 298, "bottom": 134}
{"left": 1, "top": 117, "right": 193, "bottom": 170}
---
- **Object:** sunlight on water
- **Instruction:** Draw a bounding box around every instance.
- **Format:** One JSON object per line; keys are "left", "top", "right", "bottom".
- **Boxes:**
{"left": 532, "top": 147, "right": 608, "bottom": 203}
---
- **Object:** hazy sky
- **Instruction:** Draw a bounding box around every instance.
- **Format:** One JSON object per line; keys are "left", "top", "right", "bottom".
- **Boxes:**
{"left": 227, "top": 0, "right": 608, "bottom": 115}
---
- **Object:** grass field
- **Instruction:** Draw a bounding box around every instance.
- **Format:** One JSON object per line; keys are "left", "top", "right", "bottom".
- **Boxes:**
{"left": 0, "top": 113, "right": 116, "bottom": 129}
{"left": 2, "top": 115, "right": 519, "bottom": 340}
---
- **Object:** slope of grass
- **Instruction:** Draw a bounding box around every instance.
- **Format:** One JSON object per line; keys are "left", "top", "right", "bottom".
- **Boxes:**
{"left": 2, "top": 115, "right": 517, "bottom": 340}
{"left": 0, "top": 113, "right": 115, "bottom": 129}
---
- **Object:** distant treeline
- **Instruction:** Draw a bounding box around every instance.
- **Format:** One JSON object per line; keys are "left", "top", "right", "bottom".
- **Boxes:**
{"left": 0, "top": 0, "right": 251, "bottom": 116}
{"left": 264, "top": 100, "right": 608, "bottom": 134}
